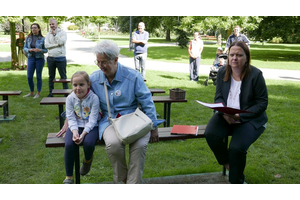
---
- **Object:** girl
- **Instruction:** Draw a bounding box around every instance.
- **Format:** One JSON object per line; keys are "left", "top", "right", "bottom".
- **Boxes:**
{"left": 63, "top": 71, "right": 100, "bottom": 184}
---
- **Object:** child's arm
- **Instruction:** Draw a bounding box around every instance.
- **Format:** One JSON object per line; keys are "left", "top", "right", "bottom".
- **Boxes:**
{"left": 66, "top": 94, "right": 79, "bottom": 135}
{"left": 82, "top": 94, "right": 100, "bottom": 134}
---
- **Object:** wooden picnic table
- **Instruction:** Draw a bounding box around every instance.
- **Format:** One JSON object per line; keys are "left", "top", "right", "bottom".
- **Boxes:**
{"left": 152, "top": 96, "right": 187, "bottom": 127}
{"left": 40, "top": 94, "right": 185, "bottom": 129}
{"left": 52, "top": 88, "right": 165, "bottom": 96}
{"left": 0, "top": 91, "right": 22, "bottom": 121}
{"left": 40, "top": 97, "right": 66, "bottom": 129}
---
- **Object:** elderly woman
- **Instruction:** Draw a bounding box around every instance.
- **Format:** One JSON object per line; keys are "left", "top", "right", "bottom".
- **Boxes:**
{"left": 204, "top": 41, "right": 268, "bottom": 184}
{"left": 57, "top": 40, "right": 160, "bottom": 184}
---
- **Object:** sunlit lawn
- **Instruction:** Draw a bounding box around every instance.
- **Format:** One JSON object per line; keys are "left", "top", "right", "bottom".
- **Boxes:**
{"left": 0, "top": 63, "right": 299, "bottom": 184}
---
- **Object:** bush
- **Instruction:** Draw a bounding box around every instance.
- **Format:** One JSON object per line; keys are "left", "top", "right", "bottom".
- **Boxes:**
{"left": 67, "top": 25, "right": 79, "bottom": 30}
{"left": 270, "top": 37, "right": 283, "bottom": 43}
{"left": 175, "top": 29, "right": 189, "bottom": 49}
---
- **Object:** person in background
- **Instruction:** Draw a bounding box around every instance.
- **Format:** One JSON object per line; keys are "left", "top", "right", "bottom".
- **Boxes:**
{"left": 63, "top": 71, "right": 100, "bottom": 184}
{"left": 45, "top": 18, "right": 68, "bottom": 97}
{"left": 223, "top": 25, "right": 250, "bottom": 53}
{"left": 188, "top": 32, "right": 204, "bottom": 81}
{"left": 23, "top": 23, "right": 47, "bottom": 99}
{"left": 16, "top": 32, "right": 27, "bottom": 70}
{"left": 132, "top": 22, "right": 149, "bottom": 80}
{"left": 204, "top": 41, "right": 268, "bottom": 184}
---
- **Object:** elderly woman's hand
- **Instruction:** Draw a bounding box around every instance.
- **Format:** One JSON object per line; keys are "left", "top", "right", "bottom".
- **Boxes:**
{"left": 149, "top": 128, "right": 159, "bottom": 143}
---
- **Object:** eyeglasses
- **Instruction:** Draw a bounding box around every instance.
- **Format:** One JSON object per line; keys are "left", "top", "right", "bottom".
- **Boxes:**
{"left": 94, "top": 60, "right": 110, "bottom": 67}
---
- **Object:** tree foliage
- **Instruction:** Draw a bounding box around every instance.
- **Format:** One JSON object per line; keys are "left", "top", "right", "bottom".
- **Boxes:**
{"left": 248, "top": 16, "right": 300, "bottom": 43}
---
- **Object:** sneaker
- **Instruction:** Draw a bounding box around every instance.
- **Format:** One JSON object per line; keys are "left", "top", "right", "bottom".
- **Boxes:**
{"left": 63, "top": 178, "right": 74, "bottom": 184}
{"left": 47, "top": 93, "right": 53, "bottom": 97}
{"left": 23, "top": 93, "right": 34, "bottom": 98}
{"left": 80, "top": 155, "right": 93, "bottom": 176}
{"left": 33, "top": 94, "right": 40, "bottom": 99}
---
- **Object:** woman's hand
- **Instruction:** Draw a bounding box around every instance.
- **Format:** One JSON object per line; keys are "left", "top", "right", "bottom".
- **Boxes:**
{"left": 56, "top": 120, "right": 68, "bottom": 137}
{"left": 223, "top": 114, "right": 241, "bottom": 125}
{"left": 149, "top": 128, "right": 159, "bottom": 143}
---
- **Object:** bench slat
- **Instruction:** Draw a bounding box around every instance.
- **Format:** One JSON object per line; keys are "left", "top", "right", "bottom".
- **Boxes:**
{"left": 45, "top": 125, "right": 207, "bottom": 147}
{"left": 0, "top": 101, "right": 8, "bottom": 107}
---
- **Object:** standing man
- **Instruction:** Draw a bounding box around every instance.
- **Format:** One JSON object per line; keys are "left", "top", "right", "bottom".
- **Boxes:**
{"left": 132, "top": 22, "right": 149, "bottom": 80}
{"left": 223, "top": 25, "right": 250, "bottom": 53}
{"left": 188, "top": 32, "right": 203, "bottom": 82}
{"left": 45, "top": 18, "right": 68, "bottom": 97}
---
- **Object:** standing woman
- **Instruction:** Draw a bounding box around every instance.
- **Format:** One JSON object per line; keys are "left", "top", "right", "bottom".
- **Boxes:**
{"left": 204, "top": 41, "right": 268, "bottom": 183}
{"left": 188, "top": 32, "right": 203, "bottom": 81}
{"left": 23, "top": 23, "right": 48, "bottom": 99}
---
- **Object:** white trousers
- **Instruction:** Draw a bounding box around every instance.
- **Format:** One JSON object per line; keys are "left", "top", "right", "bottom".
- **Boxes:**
{"left": 103, "top": 125, "right": 150, "bottom": 183}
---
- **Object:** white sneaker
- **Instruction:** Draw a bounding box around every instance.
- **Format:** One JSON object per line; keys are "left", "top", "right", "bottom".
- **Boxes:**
{"left": 23, "top": 93, "right": 34, "bottom": 98}
{"left": 33, "top": 94, "right": 40, "bottom": 99}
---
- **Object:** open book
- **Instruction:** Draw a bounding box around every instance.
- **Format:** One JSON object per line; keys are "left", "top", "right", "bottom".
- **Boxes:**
{"left": 195, "top": 100, "right": 252, "bottom": 115}
{"left": 171, "top": 125, "right": 198, "bottom": 136}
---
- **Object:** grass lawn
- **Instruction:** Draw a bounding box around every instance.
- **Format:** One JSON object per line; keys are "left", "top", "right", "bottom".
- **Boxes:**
{"left": 120, "top": 43, "right": 300, "bottom": 70}
{"left": 0, "top": 63, "right": 299, "bottom": 184}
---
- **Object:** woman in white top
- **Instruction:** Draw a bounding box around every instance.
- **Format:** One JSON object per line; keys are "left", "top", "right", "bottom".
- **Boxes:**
{"left": 204, "top": 41, "right": 268, "bottom": 184}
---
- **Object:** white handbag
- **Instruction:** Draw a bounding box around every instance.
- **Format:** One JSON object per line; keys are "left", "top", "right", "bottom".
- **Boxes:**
{"left": 104, "top": 82, "right": 153, "bottom": 145}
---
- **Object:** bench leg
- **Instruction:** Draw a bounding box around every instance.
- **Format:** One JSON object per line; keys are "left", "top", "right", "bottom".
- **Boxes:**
{"left": 222, "top": 135, "right": 229, "bottom": 176}
{"left": 58, "top": 105, "right": 64, "bottom": 129}
{"left": 3, "top": 96, "right": 8, "bottom": 117}
{"left": 75, "top": 146, "right": 80, "bottom": 184}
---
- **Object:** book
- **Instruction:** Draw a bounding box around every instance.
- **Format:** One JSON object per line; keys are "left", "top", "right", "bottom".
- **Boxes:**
{"left": 195, "top": 100, "right": 253, "bottom": 115}
{"left": 171, "top": 125, "right": 198, "bottom": 136}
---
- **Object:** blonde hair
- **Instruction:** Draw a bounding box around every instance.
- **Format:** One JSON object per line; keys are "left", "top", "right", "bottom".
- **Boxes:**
{"left": 71, "top": 71, "right": 90, "bottom": 85}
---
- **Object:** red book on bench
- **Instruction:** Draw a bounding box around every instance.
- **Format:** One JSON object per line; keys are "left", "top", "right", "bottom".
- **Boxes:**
{"left": 171, "top": 125, "right": 198, "bottom": 136}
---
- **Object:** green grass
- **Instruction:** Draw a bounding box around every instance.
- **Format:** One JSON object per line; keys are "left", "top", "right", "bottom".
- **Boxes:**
{"left": 0, "top": 44, "right": 11, "bottom": 52}
{"left": 120, "top": 43, "right": 300, "bottom": 70}
{"left": 0, "top": 63, "right": 299, "bottom": 184}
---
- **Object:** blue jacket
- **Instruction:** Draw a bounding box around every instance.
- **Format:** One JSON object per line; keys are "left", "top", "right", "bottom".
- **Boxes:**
{"left": 23, "top": 36, "right": 48, "bottom": 58}
{"left": 89, "top": 62, "right": 158, "bottom": 139}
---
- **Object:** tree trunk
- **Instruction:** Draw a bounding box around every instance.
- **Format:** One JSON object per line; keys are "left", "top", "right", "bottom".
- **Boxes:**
{"left": 10, "top": 22, "right": 18, "bottom": 70}
{"left": 217, "top": 34, "right": 222, "bottom": 45}
{"left": 166, "top": 29, "right": 171, "bottom": 41}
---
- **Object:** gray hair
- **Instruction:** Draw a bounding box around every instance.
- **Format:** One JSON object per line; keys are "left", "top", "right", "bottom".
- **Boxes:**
{"left": 94, "top": 40, "right": 120, "bottom": 60}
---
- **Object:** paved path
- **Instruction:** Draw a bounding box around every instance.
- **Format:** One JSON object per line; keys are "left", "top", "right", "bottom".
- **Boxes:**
{"left": 1, "top": 31, "right": 300, "bottom": 81}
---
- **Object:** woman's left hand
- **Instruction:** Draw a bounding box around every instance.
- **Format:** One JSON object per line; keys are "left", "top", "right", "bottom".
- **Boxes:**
{"left": 224, "top": 113, "right": 241, "bottom": 124}
{"left": 149, "top": 128, "right": 159, "bottom": 143}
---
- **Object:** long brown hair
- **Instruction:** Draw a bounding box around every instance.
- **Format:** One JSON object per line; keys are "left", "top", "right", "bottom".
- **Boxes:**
{"left": 27, "top": 23, "right": 44, "bottom": 39}
{"left": 224, "top": 41, "right": 251, "bottom": 82}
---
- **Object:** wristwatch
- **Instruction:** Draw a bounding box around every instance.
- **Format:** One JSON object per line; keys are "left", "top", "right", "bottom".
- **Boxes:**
{"left": 53, "top": 33, "right": 56, "bottom": 36}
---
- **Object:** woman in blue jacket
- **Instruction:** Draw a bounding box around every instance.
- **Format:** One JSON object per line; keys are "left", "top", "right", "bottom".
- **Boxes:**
{"left": 23, "top": 23, "right": 47, "bottom": 99}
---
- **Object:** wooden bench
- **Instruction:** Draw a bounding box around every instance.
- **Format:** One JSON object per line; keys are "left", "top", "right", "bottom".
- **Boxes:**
{"left": 0, "top": 91, "right": 22, "bottom": 121}
{"left": 52, "top": 88, "right": 166, "bottom": 96}
{"left": 206, "top": 36, "right": 217, "bottom": 40}
{"left": 53, "top": 79, "right": 71, "bottom": 83}
{"left": 0, "top": 100, "right": 8, "bottom": 119}
{"left": 45, "top": 125, "right": 231, "bottom": 184}
{"left": 40, "top": 94, "right": 183, "bottom": 129}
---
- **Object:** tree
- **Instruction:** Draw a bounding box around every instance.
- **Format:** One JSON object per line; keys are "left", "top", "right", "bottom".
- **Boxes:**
{"left": 249, "top": 16, "right": 300, "bottom": 43}
{"left": 0, "top": 16, "right": 23, "bottom": 69}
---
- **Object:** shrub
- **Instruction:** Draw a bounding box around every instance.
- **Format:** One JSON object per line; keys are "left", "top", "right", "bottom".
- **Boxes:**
{"left": 67, "top": 25, "right": 79, "bottom": 30}
{"left": 270, "top": 37, "right": 283, "bottom": 43}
